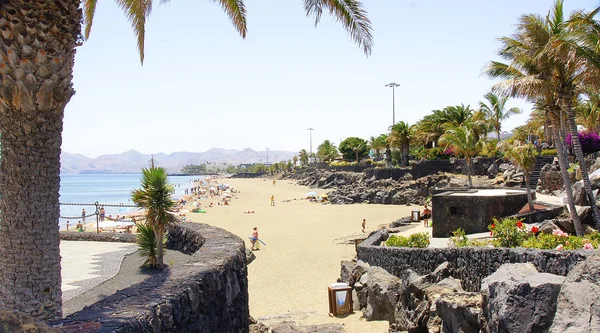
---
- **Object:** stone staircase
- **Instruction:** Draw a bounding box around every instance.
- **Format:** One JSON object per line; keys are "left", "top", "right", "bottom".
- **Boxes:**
{"left": 524, "top": 156, "right": 555, "bottom": 189}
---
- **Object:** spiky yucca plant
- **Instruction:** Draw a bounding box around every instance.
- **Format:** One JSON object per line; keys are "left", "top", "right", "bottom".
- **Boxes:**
{"left": 132, "top": 167, "right": 177, "bottom": 269}
{"left": 135, "top": 222, "right": 158, "bottom": 268}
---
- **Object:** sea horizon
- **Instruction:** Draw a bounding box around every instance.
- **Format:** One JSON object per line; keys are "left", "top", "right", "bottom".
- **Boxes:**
{"left": 58, "top": 173, "right": 203, "bottom": 229}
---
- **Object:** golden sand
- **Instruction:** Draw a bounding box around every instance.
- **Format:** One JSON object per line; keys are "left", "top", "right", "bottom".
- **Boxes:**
{"left": 187, "top": 178, "right": 418, "bottom": 332}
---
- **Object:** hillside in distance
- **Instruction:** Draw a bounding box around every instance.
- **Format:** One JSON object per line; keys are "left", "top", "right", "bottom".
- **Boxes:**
{"left": 60, "top": 148, "right": 298, "bottom": 174}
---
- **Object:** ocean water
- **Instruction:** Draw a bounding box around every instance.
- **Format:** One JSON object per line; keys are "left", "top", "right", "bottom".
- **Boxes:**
{"left": 58, "top": 174, "right": 201, "bottom": 229}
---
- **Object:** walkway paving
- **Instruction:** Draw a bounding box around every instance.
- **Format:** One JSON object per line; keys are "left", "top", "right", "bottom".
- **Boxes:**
{"left": 61, "top": 241, "right": 138, "bottom": 302}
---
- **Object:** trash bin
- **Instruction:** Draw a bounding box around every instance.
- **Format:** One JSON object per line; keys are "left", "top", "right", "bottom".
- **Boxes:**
{"left": 328, "top": 283, "right": 353, "bottom": 317}
{"left": 412, "top": 210, "right": 421, "bottom": 221}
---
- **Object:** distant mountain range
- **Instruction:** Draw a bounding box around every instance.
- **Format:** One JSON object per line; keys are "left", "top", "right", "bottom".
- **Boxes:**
{"left": 60, "top": 148, "right": 298, "bottom": 174}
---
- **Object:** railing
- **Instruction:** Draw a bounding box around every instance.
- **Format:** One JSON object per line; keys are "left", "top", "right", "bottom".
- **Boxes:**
{"left": 59, "top": 202, "right": 144, "bottom": 234}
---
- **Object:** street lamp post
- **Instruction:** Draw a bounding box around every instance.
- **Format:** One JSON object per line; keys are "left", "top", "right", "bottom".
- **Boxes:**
{"left": 308, "top": 128, "right": 314, "bottom": 155}
{"left": 266, "top": 148, "right": 270, "bottom": 165}
{"left": 385, "top": 82, "right": 400, "bottom": 126}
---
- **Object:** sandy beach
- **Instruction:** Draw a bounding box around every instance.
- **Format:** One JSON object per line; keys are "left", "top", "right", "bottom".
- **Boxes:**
{"left": 186, "top": 178, "right": 419, "bottom": 332}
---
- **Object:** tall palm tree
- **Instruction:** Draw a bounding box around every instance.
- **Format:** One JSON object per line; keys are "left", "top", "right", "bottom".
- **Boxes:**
{"left": 0, "top": 0, "right": 373, "bottom": 318}
{"left": 388, "top": 121, "right": 414, "bottom": 166}
{"left": 545, "top": 2, "right": 600, "bottom": 228}
{"left": 498, "top": 141, "right": 538, "bottom": 211}
{"left": 484, "top": 1, "right": 589, "bottom": 235}
{"left": 414, "top": 110, "right": 446, "bottom": 147}
{"left": 131, "top": 167, "right": 178, "bottom": 269}
{"left": 298, "top": 149, "right": 309, "bottom": 167}
{"left": 479, "top": 92, "right": 522, "bottom": 140}
{"left": 439, "top": 124, "right": 484, "bottom": 188}
{"left": 316, "top": 139, "right": 338, "bottom": 162}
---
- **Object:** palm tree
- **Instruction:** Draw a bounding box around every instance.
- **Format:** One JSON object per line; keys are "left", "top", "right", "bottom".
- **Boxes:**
{"left": 484, "top": 1, "right": 589, "bottom": 235}
{"left": 479, "top": 92, "right": 522, "bottom": 140}
{"left": 0, "top": 0, "right": 373, "bottom": 317}
{"left": 414, "top": 110, "right": 446, "bottom": 147}
{"left": 439, "top": 124, "right": 484, "bottom": 188}
{"left": 388, "top": 121, "right": 414, "bottom": 166}
{"left": 298, "top": 149, "right": 309, "bottom": 167}
{"left": 498, "top": 141, "right": 538, "bottom": 211}
{"left": 316, "top": 140, "right": 338, "bottom": 163}
{"left": 131, "top": 167, "right": 178, "bottom": 269}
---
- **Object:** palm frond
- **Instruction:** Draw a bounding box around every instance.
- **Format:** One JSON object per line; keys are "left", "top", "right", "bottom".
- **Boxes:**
{"left": 82, "top": 0, "right": 98, "bottom": 39}
{"left": 209, "top": 0, "right": 247, "bottom": 38}
{"left": 304, "top": 0, "right": 373, "bottom": 56}
{"left": 115, "top": 0, "right": 153, "bottom": 64}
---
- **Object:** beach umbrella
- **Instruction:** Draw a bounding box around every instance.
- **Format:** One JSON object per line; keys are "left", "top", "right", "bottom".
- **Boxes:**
{"left": 306, "top": 191, "right": 318, "bottom": 198}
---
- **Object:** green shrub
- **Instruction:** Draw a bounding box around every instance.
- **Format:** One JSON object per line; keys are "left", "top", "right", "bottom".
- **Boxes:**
{"left": 522, "top": 231, "right": 599, "bottom": 250}
{"left": 540, "top": 149, "right": 557, "bottom": 156}
{"left": 329, "top": 161, "right": 351, "bottom": 167}
{"left": 489, "top": 217, "right": 532, "bottom": 248}
{"left": 373, "top": 161, "right": 387, "bottom": 167}
{"left": 364, "top": 159, "right": 373, "bottom": 165}
{"left": 449, "top": 228, "right": 492, "bottom": 247}
{"left": 386, "top": 232, "right": 430, "bottom": 248}
{"left": 480, "top": 139, "right": 502, "bottom": 158}
{"left": 449, "top": 228, "right": 469, "bottom": 247}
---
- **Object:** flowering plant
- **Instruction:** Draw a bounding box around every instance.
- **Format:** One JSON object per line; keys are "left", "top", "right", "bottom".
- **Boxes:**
{"left": 531, "top": 226, "right": 539, "bottom": 234}
{"left": 566, "top": 131, "right": 600, "bottom": 155}
{"left": 489, "top": 217, "right": 531, "bottom": 248}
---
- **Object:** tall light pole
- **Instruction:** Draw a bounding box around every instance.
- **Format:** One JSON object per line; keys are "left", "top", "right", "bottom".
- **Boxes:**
{"left": 385, "top": 82, "right": 400, "bottom": 126}
{"left": 308, "top": 128, "right": 314, "bottom": 155}
{"left": 265, "top": 148, "right": 270, "bottom": 165}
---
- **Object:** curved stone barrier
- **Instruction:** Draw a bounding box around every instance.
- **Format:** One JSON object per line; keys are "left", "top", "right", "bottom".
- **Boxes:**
{"left": 358, "top": 230, "right": 591, "bottom": 292}
{"left": 56, "top": 222, "right": 249, "bottom": 333}
{"left": 59, "top": 231, "right": 137, "bottom": 243}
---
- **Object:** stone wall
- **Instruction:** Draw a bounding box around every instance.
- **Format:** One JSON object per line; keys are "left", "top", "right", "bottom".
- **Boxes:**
{"left": 357, "top": 230, "right": 590, "bottom": 292}
{"left": 59, "top": 231, "right": 137, "bottom": 243}
{"left": 57, "top": 222, "right": 249, "bottom": 333}
{"left": 432, "top": 190, "right": 528, "bottom": 237}
{"left": 364, "top": 158, "right": 497, "bottom": 181}
{"left": 231, "top": 172, "right": 264, "bottom": 178}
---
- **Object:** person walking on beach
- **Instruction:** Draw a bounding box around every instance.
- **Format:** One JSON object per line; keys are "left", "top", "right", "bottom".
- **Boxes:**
{"left": 362, "top": 218, "right": 366, "bottom": 233}
{"left": 82, "top": 209, "right": 86, "bottom": 223}
{"left": 270, "top": 195, "right": 275, "bottom": 206}
{"left": 273, "top": 179, "right": 276, "bottom": 186}
{"left": 250, "top": 227, "right": 259, "bottom": 250}
{"left": 423, "top": 205, "right": 431, "bottom": 228}
{"left": 100, "top": 206, "right": 105, "bottom": 222}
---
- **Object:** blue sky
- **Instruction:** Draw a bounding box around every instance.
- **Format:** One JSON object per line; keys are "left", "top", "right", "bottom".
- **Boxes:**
{"left": 62, "top": 0, "right": 598, "bottom": 158}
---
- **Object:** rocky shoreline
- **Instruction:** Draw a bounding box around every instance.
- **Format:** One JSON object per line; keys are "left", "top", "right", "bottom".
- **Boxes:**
{"left": 283, "top": 168, "right": 500, "bottom": 206}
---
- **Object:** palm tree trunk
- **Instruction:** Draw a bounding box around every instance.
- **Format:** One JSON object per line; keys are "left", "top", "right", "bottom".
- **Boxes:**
{"left": 402, "top": 143, "right": 409, "bottom": 166}
{"left": 496, "top": 129, "right": 501, "bottom": 141}
{"left": 552, "top": 125, "right": 585, "bottom": 236}
{"left": 466, "top": 157, "right": 473, "bottom": 188}
{"left": 155, "top": 227, "right": 164, "bottom": 268}
{"left": 0, "top": 0, "right": 81, "bottom": 319}
{"left": 562, "top": 93, "right": 600, "bottom": 230}
{"left": 385, "top": 148, "right": 392, "bottom": 166}
{"left": 525, "top": 174, "right": 535, "bottom": 211}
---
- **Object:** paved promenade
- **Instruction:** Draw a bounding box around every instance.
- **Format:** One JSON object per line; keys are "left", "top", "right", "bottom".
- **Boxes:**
{"left": 61, "top": 241, "right": 137, "bottom": 302}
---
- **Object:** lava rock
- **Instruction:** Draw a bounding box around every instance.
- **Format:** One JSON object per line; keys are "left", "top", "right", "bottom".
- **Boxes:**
{"left": 481, "top": 263, "right": 564, "bottom": 333}
{"left": 364, "top": 266, "right": 402, "bottom": 323}
{"left": 436, "top": 292, "right": 482, "bottom": 333}
{"left": 550, "top": 251, "right": 600, "bottom": 333}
